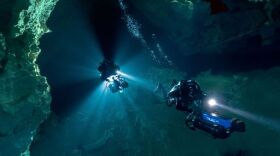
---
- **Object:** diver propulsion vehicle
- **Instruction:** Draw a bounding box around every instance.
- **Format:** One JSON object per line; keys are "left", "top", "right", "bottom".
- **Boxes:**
{"left": 186, "top": 98, "right": 246, "bottom": 139}
{"left": 185, "top": 109, "right": 245, "bottom": 139}
{"left": 165, "top": 80, "right": 245, "bottom": 139}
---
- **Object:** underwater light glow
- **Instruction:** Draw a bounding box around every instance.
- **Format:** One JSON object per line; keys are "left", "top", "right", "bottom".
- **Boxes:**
{"left": 116, "top": 70, "right": 136, "bottom": 81}
{"left": 211, "top": 113, "right": 218, "bottom": 117}
{"left": 208, "top": 98, "right": 217, "bottom": 107}
{"left": 106, "top": 75, "right": 115, "bottom": 82}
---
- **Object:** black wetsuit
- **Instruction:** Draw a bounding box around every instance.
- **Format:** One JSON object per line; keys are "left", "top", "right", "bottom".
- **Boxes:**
{"left": 167, "top": 80, "right": 203, "bottom": 112}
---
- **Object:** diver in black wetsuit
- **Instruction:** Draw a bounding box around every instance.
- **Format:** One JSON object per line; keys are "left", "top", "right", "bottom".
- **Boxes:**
{"left": 167, "top": 80, "right": 205, "bottom": 112}
{"left": 98, "top": 59, "right": 120, "bottom": 81}
{"left": 107, "top": 74, "right": 129, "bottom": 93}
{"left": 157, "top": 79, "right": 245, "bottom": 136}
{"left": 156, "top": 79, "right": 205, "bottom": 129}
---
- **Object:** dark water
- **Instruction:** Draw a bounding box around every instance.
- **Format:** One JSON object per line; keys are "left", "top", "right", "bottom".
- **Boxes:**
{"left": 34, "top": 0, "right": 280, "bottom": 155}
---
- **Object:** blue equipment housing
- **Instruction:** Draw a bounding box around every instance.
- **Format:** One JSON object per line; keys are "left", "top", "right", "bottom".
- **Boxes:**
{"left": 186, "top": 111, "right": 245, "bottom": 139}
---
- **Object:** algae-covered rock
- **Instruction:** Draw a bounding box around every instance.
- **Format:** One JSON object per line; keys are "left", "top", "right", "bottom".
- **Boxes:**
{"left": 0, "top": 0, "right": 58, "bottom": 155}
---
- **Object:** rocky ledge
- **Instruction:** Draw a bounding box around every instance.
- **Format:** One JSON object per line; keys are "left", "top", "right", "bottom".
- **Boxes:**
{"left": 0, "top": 0, "right": 58, "bottom": 155}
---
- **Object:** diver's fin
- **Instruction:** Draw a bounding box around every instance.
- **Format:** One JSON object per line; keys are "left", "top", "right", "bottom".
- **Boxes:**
{"left": 209, "top": 0, "right": 229, "bottom": 14}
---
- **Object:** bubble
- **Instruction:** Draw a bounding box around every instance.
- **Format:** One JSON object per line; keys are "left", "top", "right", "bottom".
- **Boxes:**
{"left": 118, "top": 0, "right": 174, "bottom": 67}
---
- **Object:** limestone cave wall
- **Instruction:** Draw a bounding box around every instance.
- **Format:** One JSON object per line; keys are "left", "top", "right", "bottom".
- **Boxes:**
{"left": 0, "top": 0, "right": 58, "bottom": 155}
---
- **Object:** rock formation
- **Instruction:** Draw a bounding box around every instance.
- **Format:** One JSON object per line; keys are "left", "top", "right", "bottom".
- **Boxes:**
{"left": 0, "top": 0, "right": 58, "bottom": 155}
{"left": 130, "top": 0, "right": 280, "bottom": 55}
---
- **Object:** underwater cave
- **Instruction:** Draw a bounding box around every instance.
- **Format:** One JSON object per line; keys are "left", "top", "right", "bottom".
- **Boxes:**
{"left": 0, "top": 0, "right": 280, "bottom": 156}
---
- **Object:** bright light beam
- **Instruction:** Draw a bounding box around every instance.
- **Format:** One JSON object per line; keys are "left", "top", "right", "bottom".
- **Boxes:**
{"left": 216, "top": 104, "right": 280, "bottom": 132}
{"left": 116, "top": 70, "right": 153, "bottom": 91}
{"left": 116, "top": 70, "right": 137, "bottom": 81}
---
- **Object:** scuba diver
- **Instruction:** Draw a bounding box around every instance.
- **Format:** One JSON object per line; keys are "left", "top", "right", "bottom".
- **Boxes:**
{"left": 97, "top": 59, "right": 129, "bottom": 93}
{"left": 107, "top": 74, "right": 129, "bottom": 93}
{"left": 156, "top": 79, "right": 245, "bottom": 138}
{"left": 98, "top": 59, "right": 120, "bottom": 81}
{"left": 167, "top": 80, "right": 205, "bottom": 112}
